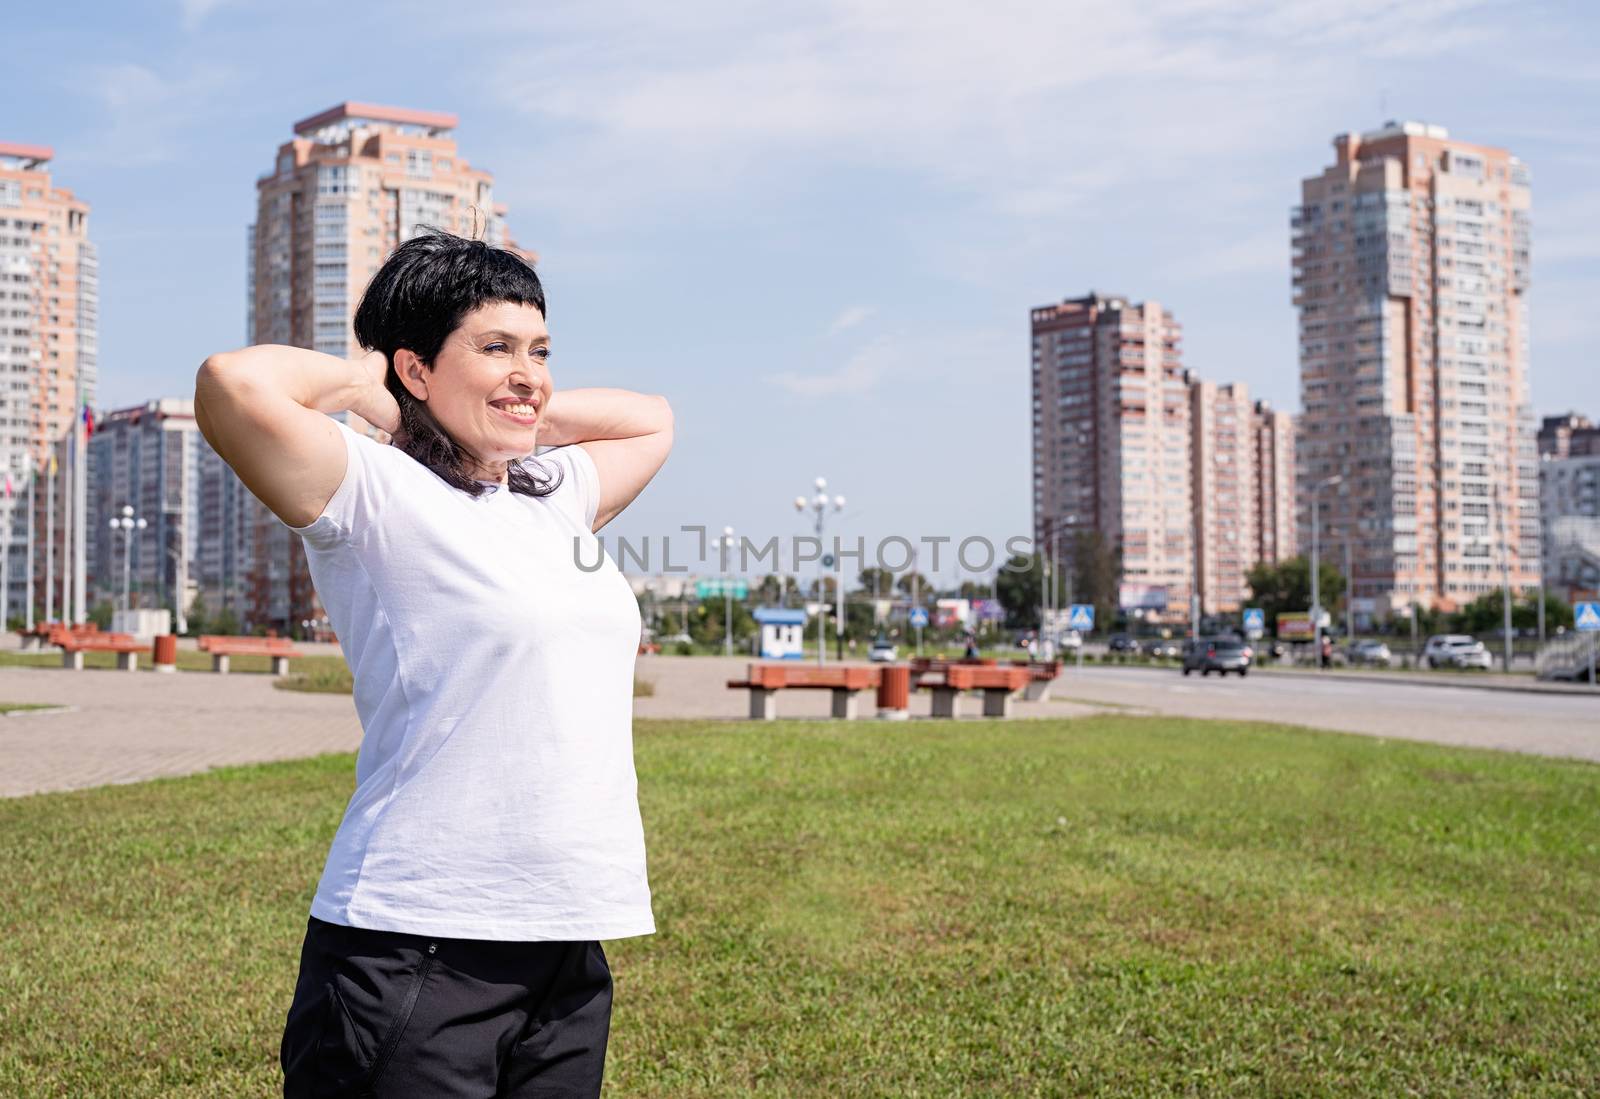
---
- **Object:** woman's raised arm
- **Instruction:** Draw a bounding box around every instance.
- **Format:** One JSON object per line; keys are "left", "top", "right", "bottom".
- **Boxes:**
{"left": 193, "top": 345, "right": 400, "bottom": 529}
{"left": 535, "top": 388, "right": 673, "bottom": 532}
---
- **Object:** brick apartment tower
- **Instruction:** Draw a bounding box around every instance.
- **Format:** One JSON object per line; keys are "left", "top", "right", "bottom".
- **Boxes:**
{"left": 238, "top": 102, "right": 526, "bottom": 633}
{"left": 1031, "top": 293, "right": 1192, "bottom": 618}
{"left": 1293, "top": 121, "right": 1536, "bottom": 615}
{"left": 1252, "top": 401, "right": 1296, "bottom": 567}
{"left": 0, "top": 143, "right": 96, "bottom": 623}
{"left": 1189, "top": 380, "right": 1256, "bottom": 613}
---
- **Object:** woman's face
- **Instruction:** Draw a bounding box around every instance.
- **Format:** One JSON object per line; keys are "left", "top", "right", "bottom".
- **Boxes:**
{"left": 397, "top": 300, "right": 552, "bottom": 478}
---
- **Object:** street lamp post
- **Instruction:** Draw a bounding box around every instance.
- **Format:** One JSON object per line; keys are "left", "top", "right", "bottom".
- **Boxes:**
{"left": 719, "top": 526, "right": 736, "bottom": 657}
{"left": 1494, "top": 481, "right": 1513, "bottom": 673}
{"left": 795, "top": 478, "right": 845, "bottom": 667}
{"left": 1310, "top": 474, "right": 1343, "bottom": 669}
{"left": 109, "top": 504, "right": 148, "bottom": 616}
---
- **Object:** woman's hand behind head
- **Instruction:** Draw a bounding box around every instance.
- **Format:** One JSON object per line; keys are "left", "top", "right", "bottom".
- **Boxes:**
{"left": 350, "top": 349, "right": 402, "bottom": 436}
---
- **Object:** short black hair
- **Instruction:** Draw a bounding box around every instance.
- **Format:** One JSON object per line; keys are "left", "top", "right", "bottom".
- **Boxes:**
{"left": 352, "top": 230, "right": 559, "bottom": 499}
{"left": 354, "top": 230, "right": 546, "bottom": 364}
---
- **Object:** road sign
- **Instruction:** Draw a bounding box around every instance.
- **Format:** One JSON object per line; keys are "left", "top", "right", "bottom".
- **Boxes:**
{"left": 1067, "top": 603, "right": 1094, "bottom": 632}
{"left": 1243, "top": 608, "right": 1265, "bottom": 632}
{"left": 1577, "top": 602, "right": 1600, "bottom": 631}
{"left": 908, "top": 607, "right": 929, "bottom": 628}
{"left": 696, "top": 579, "right": 749, "bottom": 599}
{"left": 821, "top": 553, "right": 835, "bottom": 568}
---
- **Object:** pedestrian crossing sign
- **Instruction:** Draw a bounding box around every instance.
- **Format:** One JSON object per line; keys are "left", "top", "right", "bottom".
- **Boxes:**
{"left": 1243, "top": 608, "right": 1265, "bottom": 632}
{"left": 1067, "top": 604, "right": 1094, "bottom": 632}
{"left": 1577, "top": 601, "right": 1600, "bottom": 632}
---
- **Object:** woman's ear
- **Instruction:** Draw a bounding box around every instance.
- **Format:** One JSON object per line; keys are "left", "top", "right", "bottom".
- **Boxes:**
{"left": 393, "top": 349, "right": 430, "bottom": 402}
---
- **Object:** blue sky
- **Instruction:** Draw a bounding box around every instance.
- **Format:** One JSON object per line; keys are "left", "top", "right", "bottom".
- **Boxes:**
{"left": 8, "top": 0, "right": 1598, "bottom": 582}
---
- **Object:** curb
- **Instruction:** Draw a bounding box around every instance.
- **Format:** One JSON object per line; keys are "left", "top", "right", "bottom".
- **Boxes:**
{"left": 1072, "top": 662, "right": 1599, "bottom": 698}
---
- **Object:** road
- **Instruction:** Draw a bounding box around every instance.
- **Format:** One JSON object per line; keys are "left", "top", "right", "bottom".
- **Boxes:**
{"left": 1027, "top": 663, "right": 1600, "bottom": 762}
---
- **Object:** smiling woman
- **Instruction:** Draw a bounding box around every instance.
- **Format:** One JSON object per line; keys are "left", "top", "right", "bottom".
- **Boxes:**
{"left": 191, "top": 229, "right": 673, "bottom": 1099}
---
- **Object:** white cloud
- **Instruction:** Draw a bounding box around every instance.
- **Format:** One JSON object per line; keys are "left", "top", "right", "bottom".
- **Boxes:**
{"left": 177, "top": 0, "right": 241, "bottom": 30}
{"left": 768, "top": 338, "right": 895, "bottom": 397}
{"left": 826, "top": 305, "right": 875, "bottom": 335}
{"left": 72, "top": 62, "right": 236, "bottom": 165}
{"left": 453, "top": 0, "right": 1511, "bottom": 236}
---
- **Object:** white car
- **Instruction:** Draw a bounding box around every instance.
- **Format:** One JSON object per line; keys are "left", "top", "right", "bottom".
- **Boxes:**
{"left": 1056, "top": 630, "right": 1083, "bottom": 653}
{"left": 868, "top": 638, "right": 898, "bottom": 663}
{"left": 1421, "top": 634, "right": 1492, "bottom": 670}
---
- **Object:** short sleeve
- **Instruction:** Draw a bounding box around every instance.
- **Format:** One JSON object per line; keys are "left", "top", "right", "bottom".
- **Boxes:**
{"left": 535, "top": 443, "right": 600, "bottom": 531}
{"left": 287, "top": 420, "right": 386, "bottom": 549}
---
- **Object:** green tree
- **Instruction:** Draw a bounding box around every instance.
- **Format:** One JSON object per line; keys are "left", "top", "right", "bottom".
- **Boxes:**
{"left": 88, "top": 600, "right": 114, "bottom": 630}
{"left": 995, "top": 554, "right": 1068, "bottom": 630}
{"left": 895, "top": 571, "right": 933, "bottom": 599}
{"left": 186, "top": 592, "right": 208, "bottom": 637}
{"left": 1454, "top": 590, "right": 1573, "bottom": 634}
{"left": 211, "top": 607, "right": 242, "bottom": 636}
{"left": 1070, "top": 530, "right": 1121, "bottom": 633}
{"left": 1245, "top": 555, "right": 1345, "bottom": 629}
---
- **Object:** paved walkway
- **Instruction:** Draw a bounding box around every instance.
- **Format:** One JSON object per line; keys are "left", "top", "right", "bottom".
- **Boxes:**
{"left": 0, "top": 667, "right": 363, "bottom": 798}
{"left": 3, "top": 652, "right": 1594, "bottom": 799}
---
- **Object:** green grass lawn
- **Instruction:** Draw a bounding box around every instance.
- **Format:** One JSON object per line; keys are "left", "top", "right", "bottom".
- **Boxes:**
{"left": 2, "top": 716, "right": 1597, "bottom": 1096}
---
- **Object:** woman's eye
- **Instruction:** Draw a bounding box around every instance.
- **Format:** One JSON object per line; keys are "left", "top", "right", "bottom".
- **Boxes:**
{"left": 484, "top": 343, "right": 508, "bottom": 353}
{"left": 532, "top": 347, "right": 551, "bottom": 361}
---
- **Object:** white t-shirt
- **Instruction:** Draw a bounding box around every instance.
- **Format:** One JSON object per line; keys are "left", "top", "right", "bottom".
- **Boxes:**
{"left": 289, "top": 421, "right": 652, "bottom": 942}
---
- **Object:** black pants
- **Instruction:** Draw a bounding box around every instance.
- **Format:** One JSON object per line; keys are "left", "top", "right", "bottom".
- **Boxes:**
{"left": 281, "top": 916, "right": 612, "bottom": 1098}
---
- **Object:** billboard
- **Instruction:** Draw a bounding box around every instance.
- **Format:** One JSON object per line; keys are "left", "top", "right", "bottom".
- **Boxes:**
{"left": 1277, "top": 612, "right": 1312, "bottom": 640}
{"left": 1118, "top": 583, "right": 1169, "bottom": 611}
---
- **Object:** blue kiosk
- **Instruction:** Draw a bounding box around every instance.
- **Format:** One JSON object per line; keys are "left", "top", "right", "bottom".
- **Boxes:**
{"left": 752, "top": 607, "right": 807, "bottom": 660}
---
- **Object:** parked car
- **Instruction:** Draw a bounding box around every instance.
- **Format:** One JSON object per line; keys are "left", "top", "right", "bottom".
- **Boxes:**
{"left": 1182, "top": 636, "right": 1252, "bottom": 677}
{"left": 868, "top": 637, "right": 898, "bottom": 663}
{"left": 1346, "top": 639, "right": 1393, "bottom": 667}
{"left": 1420, "top": 634, "right": 1492, "bottom": 670}
{"left": 1055, "top": 630, "right": 1083, "bottom": 653}
{"left": 1141, "top": 637, "right": 1182, "bottom": 659}
{"left": 1108, "top": 633, "right": 1139, "bottom": 654}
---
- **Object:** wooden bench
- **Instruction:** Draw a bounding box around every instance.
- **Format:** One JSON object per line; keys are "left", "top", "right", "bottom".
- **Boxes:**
{"left": 198, "top": 634, "right": 303, "bottom": 675}
{"left": 55, "top": 632, "right": 144, "bottom": 671}
{"left": 908, "top": 657, "right": 996, "bottom": 676}
{"left": 1004, "top": 659, "right": 1062, "bottom": 701}
{"left": 18, "top": 622, "right": 102, "bottom": 652}
{"left": 922, "top": 664, "right": 1034, "bottom": 718}
{"left": 726, "top": 663, "right": 883, "bottom": 720}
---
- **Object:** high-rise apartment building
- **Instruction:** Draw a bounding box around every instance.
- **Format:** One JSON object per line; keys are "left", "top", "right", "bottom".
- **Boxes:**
{"left": 0, "top": 142, "right": 96, "bottom": 624}
{"left": 242, "top": 102, "right": 525, "bottom": 632}
{"left": 1031, "top": 293, "right": 1193, "bottom": 617}
{"left": 1190, "top": 380, "right": 1256, "bottom": 613}
{"left": 1538, "top": 413, "right": 1600, "bottom": 460}
{"left": 1252, "top": 401, "right": 1296, "bottom": 566}
{"left": 1293, "top": 121, "right": 1536, "bottom": 614}
{"left": 87, "top": 399, "right": 201, "bottom": 618}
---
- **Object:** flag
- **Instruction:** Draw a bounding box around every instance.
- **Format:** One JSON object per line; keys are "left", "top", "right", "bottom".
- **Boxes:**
{"left": 48, "top": 454, "right": 57, "bottom": 477}
{"left": 82, "top": 406, "right": 94, "bottom": 439}
{"left": 4, "top": 474, "right": 10, "bottom": 499}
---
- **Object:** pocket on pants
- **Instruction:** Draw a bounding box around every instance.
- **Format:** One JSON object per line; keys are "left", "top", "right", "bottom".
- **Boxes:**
{"left": 283, "top": 929, "right": 438, "bottom": 1099}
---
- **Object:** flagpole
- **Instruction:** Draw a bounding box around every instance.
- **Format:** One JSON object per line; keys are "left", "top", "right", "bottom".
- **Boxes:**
{"left": 23, "top": 456, "right": 33, "bottom": 631}
{"left": 44, "top": 450, "right": 54, "bottom": 623}
{"left": 75, "top": 403, "right": 89, "bottom": 625}
{"left": 60, "top": 435, "right": 71, "bottom": 624}
{"left": 1, "top": 484, "right": 10, "bottom": 631}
